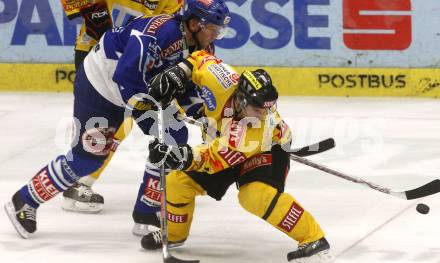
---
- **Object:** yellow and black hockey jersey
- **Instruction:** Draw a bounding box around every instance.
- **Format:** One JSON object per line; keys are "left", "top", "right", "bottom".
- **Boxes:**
{"left": 183, "top": 51, "right": 292, "bottom": 174}
{"left": 61, "top": 0, "right": 183, "bottom": 51}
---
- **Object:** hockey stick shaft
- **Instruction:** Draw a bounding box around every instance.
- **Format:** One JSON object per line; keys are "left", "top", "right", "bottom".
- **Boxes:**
{"left": 289, "top": 153, "right": 392, "bottom": 193}
{"left": 157, "top": 106, "right": 200, "bottom": 263}
{"left": 157, "top": 105, "right": 171, "bottom": 259}
{"left": 289, "top": 153, "right": 440, "bottom": 200}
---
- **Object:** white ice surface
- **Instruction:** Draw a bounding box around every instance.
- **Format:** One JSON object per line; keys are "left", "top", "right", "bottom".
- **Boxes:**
{"left": 0, "top": 93, "right": 439, "bottom": 263}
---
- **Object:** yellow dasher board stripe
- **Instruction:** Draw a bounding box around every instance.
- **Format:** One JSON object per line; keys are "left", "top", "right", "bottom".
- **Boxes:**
{"left": 1, "top": 63, "right": 440, "bottom": 97}
{"left": 0, "top": 64, "right": 75, "bottom": 92}
{"left": 237, "top": 66, "right": 440, "bottom": 98}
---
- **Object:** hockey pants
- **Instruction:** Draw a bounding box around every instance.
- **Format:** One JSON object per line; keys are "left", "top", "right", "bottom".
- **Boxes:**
{"left": 166, "top": 171, "right": 325, "bottom": 245}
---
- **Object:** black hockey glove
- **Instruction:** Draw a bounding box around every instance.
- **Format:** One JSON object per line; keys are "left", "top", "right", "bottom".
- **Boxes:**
{"left": 79, "top": 1, "right": 112, "bottom": 41}
{"left": 148, "top": 138, "right": 193, "bottom": 170}
{"left": 148, "top": 65, "right": 189, "bottom": 107}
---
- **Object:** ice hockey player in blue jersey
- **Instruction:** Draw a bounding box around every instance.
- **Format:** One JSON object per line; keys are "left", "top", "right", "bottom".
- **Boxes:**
{"left": 3, "top": 0, "right": 230, "bottom": 239}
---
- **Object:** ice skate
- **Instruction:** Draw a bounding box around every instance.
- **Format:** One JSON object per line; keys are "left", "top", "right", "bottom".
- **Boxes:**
{"left": 132, "top": 211, "right": 161, "bottom": 236}
{"left": 140, "top": 230, "right": 186, "bottom": 250}
{"left": 4, "top": 191, "right": 37, "bottom": 239}
{"left": 287, "top": 237, "right": 331, "bottom": 263}
{"left": 62, "top": 182, "right": 104, "bottom": 213}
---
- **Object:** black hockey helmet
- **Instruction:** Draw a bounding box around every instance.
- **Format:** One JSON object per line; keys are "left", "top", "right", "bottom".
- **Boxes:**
{"left": 237, "top": 69, "right": 278, "bottom": 109}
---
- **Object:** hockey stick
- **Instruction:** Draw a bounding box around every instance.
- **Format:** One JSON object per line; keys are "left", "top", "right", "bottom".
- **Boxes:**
{"left": 177, "top": 113, "right": 335, "bottom": 157}
{"left": 157, "top": 105, "right": 200, "bottom": 263}
{"left": 289, "top": 138, "right": 335, "bottom": 157}
{"left": 289, "top": 153, "right": 440, "bottom": 200}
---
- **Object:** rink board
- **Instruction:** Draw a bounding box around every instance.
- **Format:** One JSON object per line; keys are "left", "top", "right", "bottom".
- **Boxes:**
{"left": 2, "top": 0, "right": 440, "bottom": 68}
{"left": 1, "top": 63, "right": 440, "bottom": 97}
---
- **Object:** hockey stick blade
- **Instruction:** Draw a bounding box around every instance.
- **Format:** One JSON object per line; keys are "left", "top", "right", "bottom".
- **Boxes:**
{"left": 290, "top": 138, "right": 335, "bottom": 157}
{"left": 164, "top": 255, "right": 200, "bottom": 263}
{"left": 403, "top": 179, "right": 440, "bottom": 200}
{"left": 290, "top": 153, "right": 440, "bottom": 200}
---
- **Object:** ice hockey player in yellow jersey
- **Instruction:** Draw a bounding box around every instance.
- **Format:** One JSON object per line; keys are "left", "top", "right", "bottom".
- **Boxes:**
{"left": 140, "top": 51, "right": 332, "bottom": 262}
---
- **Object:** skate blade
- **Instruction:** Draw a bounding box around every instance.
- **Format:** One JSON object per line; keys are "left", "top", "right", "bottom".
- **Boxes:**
{"left": 289, "top": 250, "right": 332, "bottom": 263}
{"left": 4, "top": 202, "right": 31, "bottom": 239}
{"left": 132, "top": 223, "right": 160, "bottom": 236}
{"left": 62, "top": 198, "right": 103, "bottom": 214}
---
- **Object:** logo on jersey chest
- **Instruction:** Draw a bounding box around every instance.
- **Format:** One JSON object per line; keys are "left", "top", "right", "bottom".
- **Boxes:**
{"left": 145, "top": 15, "right": 172, "bottom": 35}
{"left": 199, "top": 86, "right": 217, "bottom": 111}
{"left": 240, "top": 154, "right": 272, "bottom": 175}
{"left": 161, "top": 39, "right": 183, "bottom": 58}
{"left": 218, "top": 147, "right": 246, "bottom": 166}
{"left": 207, "top": 64, "right": 239, "bottom": 89}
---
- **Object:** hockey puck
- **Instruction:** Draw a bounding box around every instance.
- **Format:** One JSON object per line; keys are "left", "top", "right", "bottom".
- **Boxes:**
{"left": 416, "top": 203, "right": 430, "bottom": 214}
